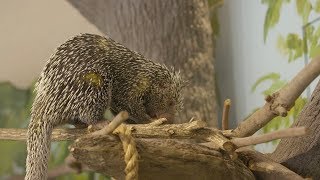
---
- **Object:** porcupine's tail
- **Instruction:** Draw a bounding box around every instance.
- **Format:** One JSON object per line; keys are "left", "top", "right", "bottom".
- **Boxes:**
{"left": 25, "top": 91, "right": 55, "bottom": 180}
{"left": 25, "top": 114, "right": 54, "bottom": 180}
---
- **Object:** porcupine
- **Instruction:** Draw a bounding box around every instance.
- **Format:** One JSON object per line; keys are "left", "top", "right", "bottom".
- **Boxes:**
{"left": 25, "top": 33, "right": 184, "bottom": 180}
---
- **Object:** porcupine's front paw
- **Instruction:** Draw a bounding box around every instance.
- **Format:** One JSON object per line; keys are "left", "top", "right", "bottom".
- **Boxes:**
{"left": 73, "top": 121, "right": 89, "bottom": 129}
{"left": 149, "top": 118, "right": 168, "bottom": 126}
{"left": 87, "top": 120, "right": 110, "bottom": 132}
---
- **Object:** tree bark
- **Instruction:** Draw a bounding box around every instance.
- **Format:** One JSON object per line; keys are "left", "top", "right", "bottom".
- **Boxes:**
{"left": 71, "top": 135, "right": 255, "bottom": 180}
{"left": 270, "top": 80, "right": 320, "bottom": 179}
{"left": 237, "top": 149, "right": 303, "bottom": 180}
{"left": 67, "top": 0, "right": 218, "bottom": 126}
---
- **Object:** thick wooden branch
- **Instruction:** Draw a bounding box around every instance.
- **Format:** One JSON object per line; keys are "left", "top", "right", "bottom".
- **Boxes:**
{"left": 237, "top": 148, "right": 304, "bottom": 180}
{"left": 0, "top": 120, "right": 227, "bottom": 145}
{"left": 0, "top": 120, "right": 233, "bottom": 161}
{"left": 69, "top": 124, "right": 304, "bottom": 180}
{"left": 232, "top": 57, "right": 320, "bottom": 137}
{"left": 70, "top": 132, "right": 255, "bottom": 180}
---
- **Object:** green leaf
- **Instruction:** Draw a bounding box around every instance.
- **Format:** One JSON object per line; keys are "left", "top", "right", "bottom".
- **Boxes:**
{"left": 263, "top": 79, "right": 286, "bottom": 95}
{"left": 315, "top": 0, "right": 320, "bottom": 12}
{"left": 251, "top": 73, "right": 280, "bottom": 92}
{"left": 210, "top": 10, "right": 220, "bottom": 38}
{"left": 291, "top": 46, "right": 303, "bottom": 62}
{"left": 263, "top": 0, "right": 288, "bottom": 42}
{"left": 292, "top": 97, "right": 307, "bottom": 117}
{"left": 306, "top": 26, "right": 320, "bottom": 58}
{"left": 277, "top": 35, "right": 289, "bottom": 55}
{"left": 208, "top": 0, "right": 223, "bottom": 7}
{"left": 296, "top": 0, "right": 312, "bottom": 24}
{"left": 286, "top": 33, "right": 302, "bottom": 49}
{"left": 305, "top": 25, "right": 315, "bottom": 41}
{"left": 261, "top": 0, "right": 291, "bottom": 5}
{"left": 309, "top": 45, "right": 320, "bottom": 57}
{"left": 262, "top": 116, "right": 288, "bottom": 133}
{"left": 277, "top": 33, "right": 304, "bottom": 62}
{"left": 310, "top": 26, "right": 320, "bottom": 43}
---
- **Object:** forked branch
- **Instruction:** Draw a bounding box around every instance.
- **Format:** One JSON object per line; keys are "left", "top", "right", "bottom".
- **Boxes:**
{"left": 231, "top": 57, "right": 320, "bottom": 137}
{"left": 223, "top": 127, "right": 307, "bottom": 152}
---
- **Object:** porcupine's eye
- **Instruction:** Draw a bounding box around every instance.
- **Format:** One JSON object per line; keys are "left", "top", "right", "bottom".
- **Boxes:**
{"left": 168, "top": 101, "right": 174, "bottom": 106}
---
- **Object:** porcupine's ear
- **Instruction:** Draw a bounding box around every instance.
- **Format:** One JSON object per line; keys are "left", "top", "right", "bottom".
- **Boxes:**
{"left": 169, "top": 69, "right": 186, "bottom": 112}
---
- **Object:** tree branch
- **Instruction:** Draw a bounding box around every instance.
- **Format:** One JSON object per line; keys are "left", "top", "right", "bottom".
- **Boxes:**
{"left": 0, "top": 119, "right": 224, "bottom": 143}
{"left": 222, "top": 99, "right": 231, "bottom": 130}
{"left": 0, "top": 128, "right": 86, "bottom": 141}
{"left": 90, "top": 111, "right": 128, "bottom": 136}
{"left": 237, "top": 148, "right": 304, "bottom": 180}
{"left": 70, "top": 131, "right": 255, "bottom": 180}
{"left": 230, "top": 127, "right": 307, "bottom": 148}
{"left": 232, "top": 57, "right": 320, "bottom": 137}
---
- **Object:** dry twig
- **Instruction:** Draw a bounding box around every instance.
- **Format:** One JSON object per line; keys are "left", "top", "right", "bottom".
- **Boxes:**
{"left": 223, "top": 127, "right": 307, "bottom": 151}
{"left": 222, "top": 99, "right": 231, "bottom": 130}
{"left": 231, "top": 127, "right": 307, "bottom": 148}
{"left": 91, "top": 111, "right": 129, "bottom": 136}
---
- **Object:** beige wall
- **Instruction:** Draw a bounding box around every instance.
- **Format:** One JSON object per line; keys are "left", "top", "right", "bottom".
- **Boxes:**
{"left": 0, "top": 0, "right": 101, "bottom": 88}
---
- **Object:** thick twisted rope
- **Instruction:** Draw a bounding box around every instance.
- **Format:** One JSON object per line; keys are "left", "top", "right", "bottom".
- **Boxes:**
{"left": 114, "top": 124, "right": 139, "bottom": 180}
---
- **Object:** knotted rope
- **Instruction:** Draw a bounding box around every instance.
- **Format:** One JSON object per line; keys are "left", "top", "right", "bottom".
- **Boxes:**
{"left": 114, "top": 124, "right": 139, "bottom": 180}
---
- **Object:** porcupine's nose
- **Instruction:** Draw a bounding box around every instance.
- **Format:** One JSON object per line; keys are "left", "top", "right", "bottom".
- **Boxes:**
{"left": 156, "top": 112, "right": 175, "bottom": 124}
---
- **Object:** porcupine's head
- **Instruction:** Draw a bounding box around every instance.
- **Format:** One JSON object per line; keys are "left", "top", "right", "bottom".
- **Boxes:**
{"left": 144, "top": 65, "right": 185, "bottom": 123}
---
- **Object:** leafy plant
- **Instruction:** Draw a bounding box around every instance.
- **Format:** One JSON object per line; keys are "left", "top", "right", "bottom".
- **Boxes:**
{"left": 0, "top": 82, "right": 33, "bottom": 176}
{"left": 208, "top": 0, "right": 224, "bottom": 38}
{"left": 264, "top": 0, "right": 320, "bottom": 61}
{"left": 253, "top": 0, "right": 320, "bottom": 142}
{"left": 262, "top": 0, "right": 291, "bottom": 42}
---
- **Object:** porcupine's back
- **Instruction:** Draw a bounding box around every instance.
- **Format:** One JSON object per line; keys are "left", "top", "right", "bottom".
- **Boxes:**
{"left": 31, "top": 33, "right": 171, "bottom": 124}
{"left": 26, "top": 34, "right": 114, "bottom": 180}
{"left": 33, "top": 34, "right": 117, "bottom": 125}
{"left": 35, "top": 33, "right": 184, "bottom": 124}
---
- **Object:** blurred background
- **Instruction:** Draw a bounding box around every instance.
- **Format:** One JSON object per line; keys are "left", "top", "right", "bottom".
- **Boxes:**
{"left": 1, "top": 0, "right": 320, "bottom": 179}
